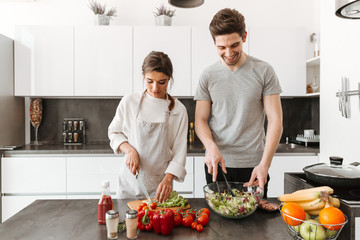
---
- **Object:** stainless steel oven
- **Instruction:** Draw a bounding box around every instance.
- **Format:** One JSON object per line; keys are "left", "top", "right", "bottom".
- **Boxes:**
{"left": 284, "top": 172, "right": 360, "bottom": 240}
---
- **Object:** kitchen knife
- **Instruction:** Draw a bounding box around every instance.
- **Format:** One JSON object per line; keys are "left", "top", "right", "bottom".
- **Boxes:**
{"left": 136, "top": 174, "right": 152, "bottom": 203}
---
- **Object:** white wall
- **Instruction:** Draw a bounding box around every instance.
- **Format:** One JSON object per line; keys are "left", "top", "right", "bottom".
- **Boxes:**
{"left": 0, "top": 0, "right": 320, "bottom": 58}
{"left": 319, "top": 0, "right": 360, "bottom": 164}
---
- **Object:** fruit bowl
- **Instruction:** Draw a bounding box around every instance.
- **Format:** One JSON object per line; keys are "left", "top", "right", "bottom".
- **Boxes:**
{"left": 203, "top": 182, "right": 263, "bottom": 219}
{"left": 279, "top": 204, "right": 348, "bottom": 240}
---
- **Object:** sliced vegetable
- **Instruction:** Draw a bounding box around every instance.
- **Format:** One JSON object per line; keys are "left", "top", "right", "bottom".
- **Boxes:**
{"left": 157, "top": 191, "right": 188, "bottom": 208}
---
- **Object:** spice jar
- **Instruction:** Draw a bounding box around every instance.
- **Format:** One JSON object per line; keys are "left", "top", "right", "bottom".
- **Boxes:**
{"left": 125, "top": 210, "right": 138, "bottom": 239}
{"left": 106, "top": 210, "right": 119, "bottom": 239}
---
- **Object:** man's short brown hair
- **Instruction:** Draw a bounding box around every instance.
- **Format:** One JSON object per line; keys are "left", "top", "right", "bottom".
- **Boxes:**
{"left": 209, "top": 8, "right": 246, "bottom": 41}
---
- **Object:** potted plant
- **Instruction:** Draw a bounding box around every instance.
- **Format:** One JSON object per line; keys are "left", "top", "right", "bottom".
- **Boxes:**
{"left": 153, "top": 4, "right": 176, "bottom": 26}
{"left": 89, "top": 0, "right": 117, "bottom": 25}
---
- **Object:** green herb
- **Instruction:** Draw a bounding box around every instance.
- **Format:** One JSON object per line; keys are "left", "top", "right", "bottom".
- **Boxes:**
{"left": 118, "top": 220, "right": 126, "bottom": 232}
{"left": 157, "top": 191, "right": 188, "bottom": 208}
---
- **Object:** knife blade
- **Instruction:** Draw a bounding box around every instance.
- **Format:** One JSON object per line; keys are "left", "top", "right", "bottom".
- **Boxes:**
{"left": 136, "top": 174, "right": 152, "bottom": 203}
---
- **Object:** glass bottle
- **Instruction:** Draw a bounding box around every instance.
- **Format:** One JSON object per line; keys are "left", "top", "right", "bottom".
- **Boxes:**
{"left": 125, "top": 209, "right": 138, "bottom": 239}
{"left": 98, "top": 180, "right": 113, "bottom": 225}
{"left": 106, "top": 210, "right": 119, "bottom": 239}
{"left": 189, "top": 122, "right": 195, "bottom": 144}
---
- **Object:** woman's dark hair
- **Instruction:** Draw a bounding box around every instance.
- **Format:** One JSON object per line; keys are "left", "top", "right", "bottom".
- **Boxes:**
{"left": 209, "top": 8, "right": 246, "bottom": 41}
{"left": 142, "top": 51, "right": 175, "bottom": 111}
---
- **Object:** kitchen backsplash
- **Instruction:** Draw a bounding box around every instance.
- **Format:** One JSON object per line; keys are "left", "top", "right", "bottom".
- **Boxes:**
{"left": 31, "top": 97, "right": 319, "bottom": 144}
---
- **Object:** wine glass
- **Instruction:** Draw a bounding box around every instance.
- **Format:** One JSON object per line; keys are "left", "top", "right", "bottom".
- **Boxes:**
{"left": 30, "top": 98, "right": 43, "bottom": 145}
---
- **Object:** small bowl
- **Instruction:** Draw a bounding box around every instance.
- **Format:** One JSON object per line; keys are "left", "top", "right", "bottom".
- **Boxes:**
{"left": 203, "top": 182, "right": 263, "bottom": 219}
{"left": 279, "top": 204, "right": 348, "bottom": 240}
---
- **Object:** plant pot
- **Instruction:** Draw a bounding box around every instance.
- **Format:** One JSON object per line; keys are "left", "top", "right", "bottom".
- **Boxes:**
{"left": 94, "top": 14, "right": 110, "bottom": 25}
{"left": 154, "top": 15, "right": 172, "bottom": 26}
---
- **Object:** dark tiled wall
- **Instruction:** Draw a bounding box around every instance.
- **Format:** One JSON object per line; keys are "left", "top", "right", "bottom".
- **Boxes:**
{"left": 33, "top": 97, "right": 319, "bottom": 144}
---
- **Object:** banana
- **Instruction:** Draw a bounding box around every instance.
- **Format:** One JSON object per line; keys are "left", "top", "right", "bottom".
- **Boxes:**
{"left": 329, "top": 196, "right": 340, "bottom": 208}
{"left": 296, "top": 198, "right": 325, "bottom": 211}
{"left": 293, "top": 186, "right": 334, "bottom": 195}
{"left": 279, "top": 191, "right": 321, "bottom": 202}
{"left": 307, "top": 209, "right": 322, "bottom": 216}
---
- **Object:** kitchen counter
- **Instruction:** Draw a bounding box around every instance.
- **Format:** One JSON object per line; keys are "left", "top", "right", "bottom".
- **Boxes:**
{"left": 2, "top": 142, "right": 319, "bottom": 156}
{"left": 0, "top": 198, "right": 288, "bottom": 240}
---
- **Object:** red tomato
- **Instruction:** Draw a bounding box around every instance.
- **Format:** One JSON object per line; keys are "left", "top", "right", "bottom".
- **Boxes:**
{"left": 198, "top": 208, "right": 210, "bottom": 217}
{"left": 182, "top": 215, "right": 194, "bottom": 227}
{"left": 137, "top": 205, "right": 143, "bottom": 212}
{"left": 191, "top": 222, "right": 198, "bottom": 230}
{"left": 174, "top": 212, "right": 182, "bottom": 227}
{"left": 196, "top": 213, "right": 209, "bottom": 226}
{"left": 142, "top": 206, "right": 149, "bottom": 211}
{"left": 196, "top": 224, "right": 204, "bottom": 232}
{"left": 141, "top": 202, "right": 148, "bottom": 208}
{"left": 150, "top": 202, "right": 157, "bottom": 210}
{"left": 185, "top": 209, "right": 196, "bottom": 220}
{"left": 137, "top": 221, "right": 145, "bottom": 231}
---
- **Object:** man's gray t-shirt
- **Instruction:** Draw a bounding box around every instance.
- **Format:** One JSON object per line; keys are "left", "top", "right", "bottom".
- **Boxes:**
{"left": 194, "top": 55, "right": 282, "bottom": 168}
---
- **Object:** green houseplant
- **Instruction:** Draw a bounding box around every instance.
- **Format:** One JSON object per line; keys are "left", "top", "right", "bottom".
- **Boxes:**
{"left": 153, "top": 4, "right": 176, "bottom": 26}
{"left": 89, "top": 0, "right": 117, "bottom": 25}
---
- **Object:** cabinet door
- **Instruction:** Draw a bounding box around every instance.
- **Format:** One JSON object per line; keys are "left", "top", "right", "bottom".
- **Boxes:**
{"left": 66, "top": 156, "right": 122, "bottom": 195}
{"left": 1, "top": 195, "right": 66, "bottom": 223}
{"left": 267, "top": 156, "right": 318, "bottom": 197}
{"left": 1, "top": 156, "right": 66, "bottom": 193}
{"left": 173, "top": 157, "right": 194, "bottom": 197}
{"left": 133, "top": 26, "right": 191, "bottom": 96}
{"left": 14, "top": 26, "right": 74, "bottom": 96}
{"left": 248, "top": 27, "right": 306, "bottom": 96}
{"left": 194, "top": 157, "right": 207, "bottom": 198}
{"left": 74, "top": 26, "right": 133, "bottom": 96}
{"left": 191, "top": 27, "right": 249, "bottom": 96}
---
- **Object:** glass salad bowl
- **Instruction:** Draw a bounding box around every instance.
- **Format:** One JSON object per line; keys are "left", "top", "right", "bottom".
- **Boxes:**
{"left": 203, "top": 182, "right": 263, "bottom": 219}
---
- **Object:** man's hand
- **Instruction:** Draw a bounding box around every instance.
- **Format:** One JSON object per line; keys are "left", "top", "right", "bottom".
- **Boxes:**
{"left": 244, "top": 163, "right": 268, "bottom": 194}
{"left": 155, "top": 174, "right": 174, "bottom": 203}
{"left": 204, "top": 143, "right": 227, "bottom": 182}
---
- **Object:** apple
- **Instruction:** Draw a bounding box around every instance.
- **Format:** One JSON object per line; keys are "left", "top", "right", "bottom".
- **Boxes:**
{"left": 300, "top": 219, "right": 326, "bottom": 240}
{"left": 291, "top": 213, "right": 311, "bottom": 232}
{"left": 325, "top": 229, "right": 338, "bottom": 238}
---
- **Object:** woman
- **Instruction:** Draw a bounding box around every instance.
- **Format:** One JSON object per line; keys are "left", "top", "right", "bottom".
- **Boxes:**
{"left": 108, "top": 51, "right": 188, "bottom": 203}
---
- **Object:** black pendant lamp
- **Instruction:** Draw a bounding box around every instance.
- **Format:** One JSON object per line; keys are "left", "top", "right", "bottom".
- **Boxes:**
{"left": 168, "top": 0, "right": 204, "bottom": 8}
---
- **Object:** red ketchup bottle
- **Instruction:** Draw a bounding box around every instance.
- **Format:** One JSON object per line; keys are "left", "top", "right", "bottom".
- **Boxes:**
{"left": 98, "top": 180, "right": 113, "bottom": 224}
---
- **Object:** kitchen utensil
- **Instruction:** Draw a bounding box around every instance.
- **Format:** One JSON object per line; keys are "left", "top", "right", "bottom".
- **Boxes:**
{"left": 279, "top": 203, "right": 348, "bottom": 240}
{"left": 218, "top": 164, "right": 235, "bottom": 197}
{"left": 303, "top": 157, "right": 360, "bottom": 187}
{"left": 136, "top": 173, "right": 152, "bottom": 203}
{"left": 203, "top": 181, "right": 263, "bottom": 219}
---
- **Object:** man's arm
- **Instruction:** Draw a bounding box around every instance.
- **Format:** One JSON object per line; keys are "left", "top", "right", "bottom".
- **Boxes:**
{"left": 195, "top": 100, "right": 227, "bottom": 182}
{"left": 246, "top": 94, "right": 283, "bottom": 191}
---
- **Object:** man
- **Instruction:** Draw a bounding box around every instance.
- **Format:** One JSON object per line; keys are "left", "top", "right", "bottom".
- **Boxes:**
{"left": 194, "top": 8, "right": 283, "bottom": 198}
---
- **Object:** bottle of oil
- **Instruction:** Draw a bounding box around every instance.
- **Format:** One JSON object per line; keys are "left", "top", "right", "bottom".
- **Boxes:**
{"left": 189, "top": 122, "right": 195, "bottom": 144}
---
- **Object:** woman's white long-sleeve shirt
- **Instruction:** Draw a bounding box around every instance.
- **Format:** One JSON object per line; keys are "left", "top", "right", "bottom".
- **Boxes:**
{"left": 108, "top": 92, "right": 188, "bottom": 182}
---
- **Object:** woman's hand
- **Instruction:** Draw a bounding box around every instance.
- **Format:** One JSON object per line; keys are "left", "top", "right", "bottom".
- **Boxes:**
{"left": 155, "top": 174, "right": 174, "bottom": 203}
{"left": 119, "top": 142, "right": 140, "bottom": 175}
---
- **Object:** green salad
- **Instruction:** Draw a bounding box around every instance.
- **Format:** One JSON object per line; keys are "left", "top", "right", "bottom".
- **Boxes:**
{"left": 206, "top": 189, "right": 259, "bottom": 217}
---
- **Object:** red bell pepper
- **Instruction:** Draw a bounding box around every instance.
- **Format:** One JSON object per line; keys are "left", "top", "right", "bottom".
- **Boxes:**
{"left": 137, "top": 209, "right": 153, "bottom": 231}
{"left": 153, "top": 209, "right": 174, "bottom": 236}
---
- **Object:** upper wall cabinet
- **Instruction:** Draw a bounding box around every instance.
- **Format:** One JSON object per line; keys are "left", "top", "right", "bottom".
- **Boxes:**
{"left": 15, "top": 26, "right": 74, "bottom": 96}
{"left": 74, "top": 26, "right": 133, "bottom": 96}
{"left": 133, "top": 26, "right": 191, "bottom": 96}
{"left": 248, "top": 27, "right": 306, "bottom": 96}
{"left": 191, "top": 27, "right": 249, "bottom": 95}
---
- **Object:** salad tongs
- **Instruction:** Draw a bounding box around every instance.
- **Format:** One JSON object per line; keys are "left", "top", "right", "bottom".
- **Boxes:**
{"left": 218, "top": 164, "right": 235, "bottom": 197}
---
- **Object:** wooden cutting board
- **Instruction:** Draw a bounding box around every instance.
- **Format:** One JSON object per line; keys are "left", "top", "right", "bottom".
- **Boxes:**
{"left": 127, "top": 198, "right": 190, "bottom": 211}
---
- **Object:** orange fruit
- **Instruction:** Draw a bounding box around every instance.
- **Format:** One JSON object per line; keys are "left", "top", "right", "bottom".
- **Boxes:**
{"left": 319, "top": 207, "right": 345, "bottom": 230}
{"left": 281, "top": 202, "right": 306, "bottom": 226}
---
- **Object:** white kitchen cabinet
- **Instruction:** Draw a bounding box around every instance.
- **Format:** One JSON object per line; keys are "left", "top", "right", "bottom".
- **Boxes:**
{"left": 133, "top": 26, "right": 191, "bottom": 96}
{"left": 248, "top": 27, "right": 306, "bottom": 96}
{"left": 173, "top": 157, "right": 194, "bottom": 197}
{"left": 191, "top": 27, "right": 249, "bottom": 96}
{"left": 194, "top": 157, "right": 207, "bottom": 198}
{"left": 267, "top": 155, "right": 318, "bottom": 198}
{"left": 1, "top": 156, "right": 66, "bottom": 194}
{"left": 74, "top": 26, "right": 133, "bottom": 96}
{"left": 14, "top": 26, "right": 74, "bottom": 96}
{"left": 2, "top": 195, "right": 66, "bottom": 223}
{"left": 66, "top": 155, "right": 122, "bottom": 196}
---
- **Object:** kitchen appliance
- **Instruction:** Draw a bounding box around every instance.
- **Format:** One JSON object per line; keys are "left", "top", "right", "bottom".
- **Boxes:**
{"left": 285, "top": 172, "right": 360, "bottom": 240}
{"left": 336, "top": 0, "right": 360, "bottom": 19}
{"left": 168, "top": 0, "right": 204, "bottom": 8}
{"left": 62, "top": 117, "right": 85, "bottom": 145}
{"left": 0, "top": 34, "right": 26, "bottom": 222}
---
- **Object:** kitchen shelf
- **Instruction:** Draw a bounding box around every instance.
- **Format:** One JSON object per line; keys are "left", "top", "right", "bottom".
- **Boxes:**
{"left": 306, "top": 56, "right": 320, "bottom": 67}
{"left": 306, "top": 56, "right": 320, "bottom": 95}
